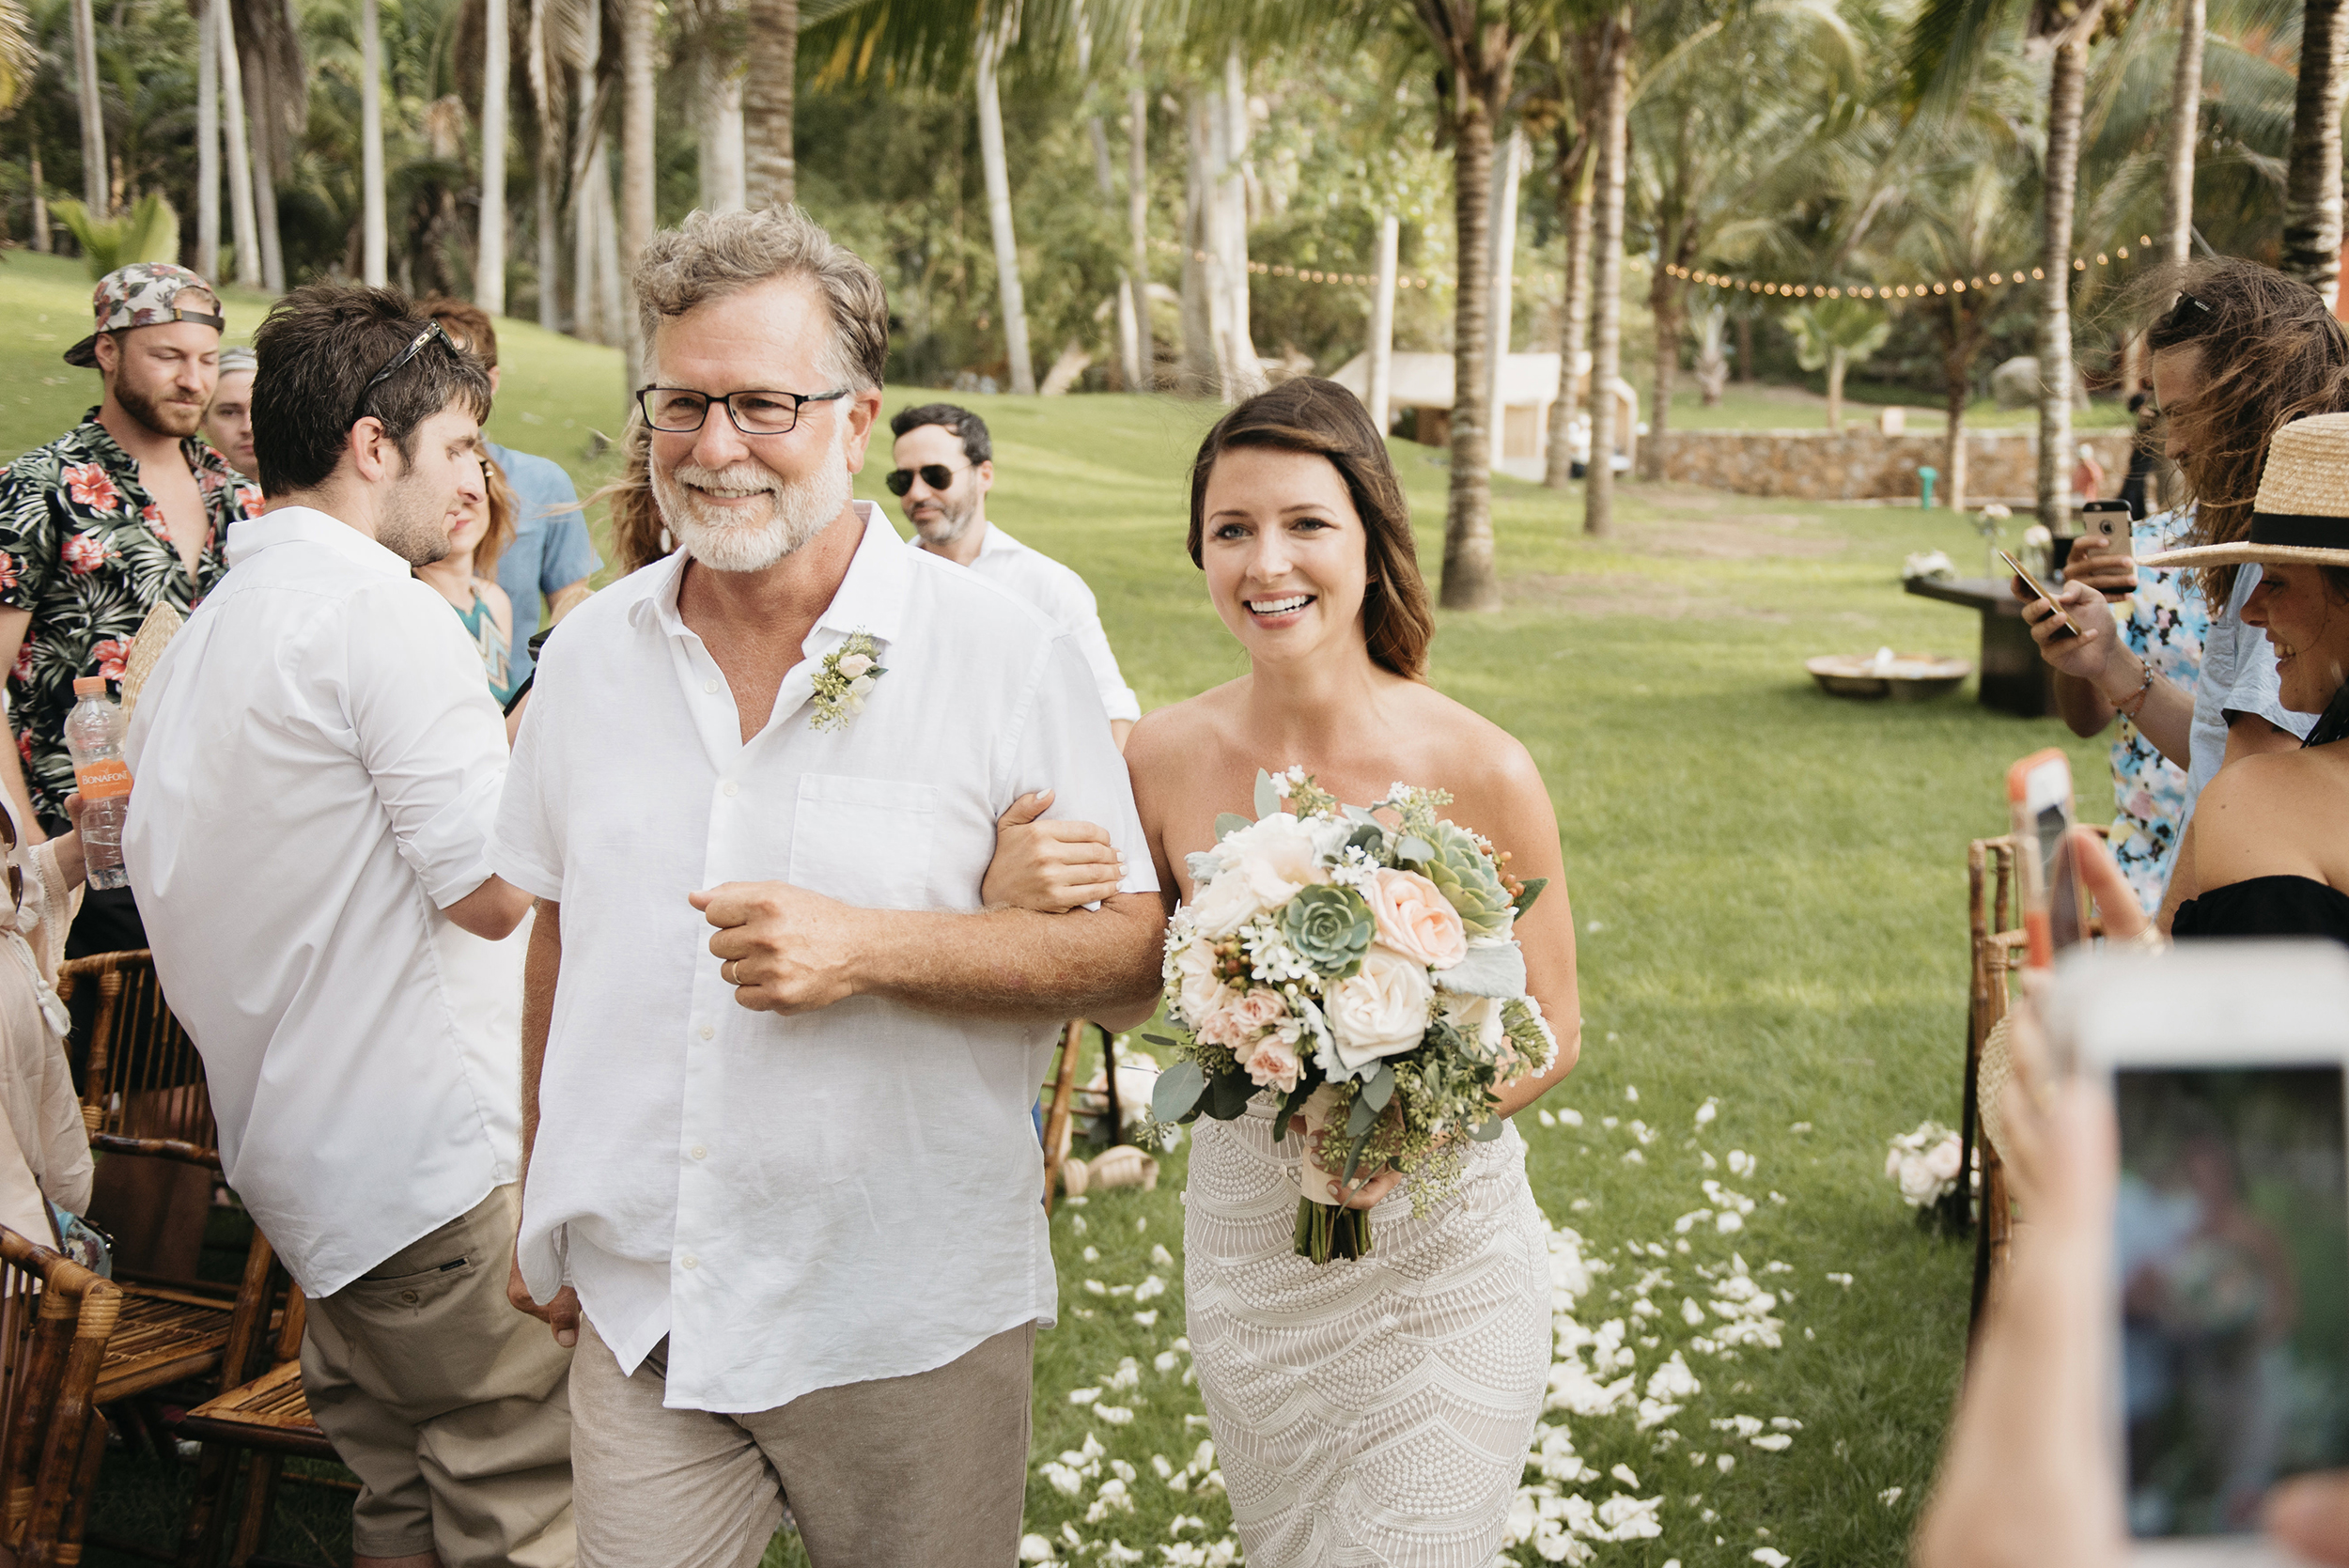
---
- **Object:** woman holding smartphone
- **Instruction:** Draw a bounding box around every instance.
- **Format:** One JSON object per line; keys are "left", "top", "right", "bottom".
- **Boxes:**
{"left": 2022, "top": 260, "right": 2349, "bottom": 924}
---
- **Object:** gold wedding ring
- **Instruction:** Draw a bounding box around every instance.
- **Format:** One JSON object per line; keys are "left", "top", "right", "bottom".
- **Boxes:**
{"left": 723, "top": 959, "right": 739, "bottom": 985}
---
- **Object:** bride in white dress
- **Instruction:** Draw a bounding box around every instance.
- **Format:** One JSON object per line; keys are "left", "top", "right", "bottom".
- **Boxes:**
{"left": 998, "top": 377, "right": 1581, "bottom": 1565}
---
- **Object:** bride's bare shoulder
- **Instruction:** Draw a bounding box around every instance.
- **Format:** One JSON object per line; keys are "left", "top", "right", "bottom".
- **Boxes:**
{"left": 1400, "top": 681, "right": 1548, "bottom": 800}
{"left": 1125, "top": 678, "right": 1249, "bottom": 778}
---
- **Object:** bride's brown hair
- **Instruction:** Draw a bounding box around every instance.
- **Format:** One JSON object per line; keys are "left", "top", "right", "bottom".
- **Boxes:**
{"left": 1187, "top": 378, "right": 1436, "bottom": 679}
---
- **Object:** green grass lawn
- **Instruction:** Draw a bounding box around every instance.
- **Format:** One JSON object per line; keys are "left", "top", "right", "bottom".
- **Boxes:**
{"left": 1663, "top": 381, "right": 2137, "bottom": 434}
{"left": 37, "top": 267, "right": 2123, "bottom": 1565}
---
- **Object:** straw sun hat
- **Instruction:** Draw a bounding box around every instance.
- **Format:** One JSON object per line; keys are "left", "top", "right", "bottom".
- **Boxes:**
{"left": 2142, "top": 411, "right": 2349, "bottom": 570}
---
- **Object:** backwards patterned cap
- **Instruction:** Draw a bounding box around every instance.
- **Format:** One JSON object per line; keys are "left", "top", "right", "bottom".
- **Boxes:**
{"left": 65, "top": 263, "right": 225, "bottom": 368}
{"left": 217, "top": 347, "right": 257, "bottom": 375}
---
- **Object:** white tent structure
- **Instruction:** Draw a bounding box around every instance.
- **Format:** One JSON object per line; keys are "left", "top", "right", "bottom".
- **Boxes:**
{"left": 1330, "top": 349, "right": 1640, "bottom": 481}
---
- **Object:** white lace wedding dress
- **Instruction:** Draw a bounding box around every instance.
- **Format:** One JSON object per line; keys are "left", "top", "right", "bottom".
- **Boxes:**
{"left": 1184, "top": 1099, "right": 1552, "bottom": 1567}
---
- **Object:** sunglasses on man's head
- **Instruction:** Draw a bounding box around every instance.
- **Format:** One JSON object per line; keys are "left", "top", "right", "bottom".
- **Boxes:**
{"left": 885, "top": 463, "right": 966, "bottom": 497}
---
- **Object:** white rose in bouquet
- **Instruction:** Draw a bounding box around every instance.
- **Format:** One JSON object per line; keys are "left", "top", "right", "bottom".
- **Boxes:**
{"left": 1168, "top": 936, "right": 1231, "bottom": 1026}
{"left": 1439, "top": 992, "right": 1507, "bottom": 1060}
{"left": 1328, "top": 945, "right": 1436, "bottom": 1071}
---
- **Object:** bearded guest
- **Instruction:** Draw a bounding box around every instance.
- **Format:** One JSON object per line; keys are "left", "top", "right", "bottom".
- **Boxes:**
{"left": 890, "top": 402, "right": 1140, "bottom": 749}
{"left": 496, "top": 206, "right": 1162, "bottom": 1568}
{"left": 0, "top": 264, "right": 261, "bottom": 956}
{"left": 202, "top": 345, "right": 260, "bottom": 482}
{"left": 125, "top": 285, "right": 575, "bottom": 1568}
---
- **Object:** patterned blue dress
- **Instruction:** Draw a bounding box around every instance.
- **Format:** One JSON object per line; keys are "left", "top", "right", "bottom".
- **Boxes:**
{"left": 2107, "top": 509, "right": 2207, "bottom": 913}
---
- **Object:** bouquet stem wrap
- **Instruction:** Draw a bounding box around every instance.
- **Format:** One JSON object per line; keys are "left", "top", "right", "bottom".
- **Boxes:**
{"left": 1291, "top": 1084, "right": 1374, "bottom": 1263}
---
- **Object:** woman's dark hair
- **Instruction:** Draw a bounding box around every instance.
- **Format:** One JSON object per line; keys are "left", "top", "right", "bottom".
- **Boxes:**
{"left": 2133, "top": 258, "right": 2349, "bottom": 603}
{"left": 250, "top": 283, "right": 492, "bottom": 497}
{"left": 600, "top": 420, "right": 668, "bottom": 576}
{"left": 1187, "top": 378, "right": 1435, "bottom": 680}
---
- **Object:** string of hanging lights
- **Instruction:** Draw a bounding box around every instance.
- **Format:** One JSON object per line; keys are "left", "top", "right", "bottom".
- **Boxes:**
{"left": 1149, "top": 235, "right": 1452, "bottom": 291}
{"left": 1664, "top": 237, "right": 2159, "bottom": 302}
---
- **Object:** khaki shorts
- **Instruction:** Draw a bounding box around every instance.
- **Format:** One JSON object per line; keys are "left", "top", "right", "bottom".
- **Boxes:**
{"left": 568, "top": 1317, "right": 1034, "bottom": 1568}
{"left": 300, "top": 1184, "right": 576, "bottom": 1565}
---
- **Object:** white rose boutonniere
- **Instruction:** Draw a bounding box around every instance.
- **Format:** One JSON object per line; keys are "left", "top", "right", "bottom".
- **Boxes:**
{"left": 811, "top": 631, "right": 888, "bottom": 732}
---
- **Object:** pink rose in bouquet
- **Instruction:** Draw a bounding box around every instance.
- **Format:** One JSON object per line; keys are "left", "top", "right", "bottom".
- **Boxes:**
{"left": 1367, "top": 867, "right": 1468, "bottom": 970}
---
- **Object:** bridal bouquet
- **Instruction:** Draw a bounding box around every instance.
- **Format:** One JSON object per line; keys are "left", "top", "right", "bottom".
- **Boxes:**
{"left": 1147, "top": 768, "right": 1555, "bottom": 1263}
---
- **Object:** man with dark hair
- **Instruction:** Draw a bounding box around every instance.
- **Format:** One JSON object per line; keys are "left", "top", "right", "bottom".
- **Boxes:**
{"left": 420, "top": 299, "right": 600, "bottom": 688}
{"left": 0, "top": 263, "right": 260, "bottom": 952}
{"left": 125, "top": 284, "right": 575, "bottom": 1568}
{"left": 888, "top": 400, "right": 1140, "bottom": 747}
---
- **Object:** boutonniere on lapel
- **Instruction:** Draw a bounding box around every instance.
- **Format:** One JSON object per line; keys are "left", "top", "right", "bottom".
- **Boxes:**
{"left": 810, "top": 631, "right": 888, "bottom": 732}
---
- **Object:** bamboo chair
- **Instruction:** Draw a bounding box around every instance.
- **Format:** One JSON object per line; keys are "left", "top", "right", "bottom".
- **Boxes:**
{"left": 0, "top": 1225, "right": 123, "bottom": 1567}
{"left": 176, "top": 1248, "right": 335, "bottom": 1568}
{"left": 1965, "top": 828, "right": 2111, "bottom": 1337}
{"left": 1041, "top": 1022, "right": 1087, "bottom": 1214}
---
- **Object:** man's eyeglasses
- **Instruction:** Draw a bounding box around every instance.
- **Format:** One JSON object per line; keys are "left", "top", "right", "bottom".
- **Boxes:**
{"left": 353, "top": 320, "right": 457, "bottom": 427}
{"left": 636, "top": 386, "right": 848, "bottom": 437}
{"left": 884, "top": 463, "right": 969, "bottom": 497}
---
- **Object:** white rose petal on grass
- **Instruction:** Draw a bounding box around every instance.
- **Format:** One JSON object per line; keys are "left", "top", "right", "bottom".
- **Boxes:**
{"left": 1625, "top": 1086, "right": 1640, "bottom": 1103}
{"left": 1084, "top": 1280, "right": 1108, "bottom": 1296}
{"left": 1681, "top": 1297, "right": 1707, "bottom": 1327}
{"left": 1106, "top": 1360, "right": 1140, "bottom": 1390}
{"left": 1715, "top": 1212, "right": 1744, "bottom": 1234}
{"left": 1042, "top": 1463, "right": 1083, "bottom": 1497}
{"left": 1622, "top": 1149, "right": 1646, "bottom": 1165}
{"left": 1750, "top": 1434, "right": 1794, "bottom": 1452}
{"left": 1539, "top": 1110, "right": 1557, "bottom": 1127}
{"left": 1728, "top": 1149, "right": 1755, "bottom": 1177}
{"left": 1880, "top": 1485, "right": 1905, "bottom": 1506}
{"left": 1695, "top": 1098, "right": 1719, "bottom": 1128}
{"left": 1019, "top": 1533, "right": 1054, "bottom": 1561}
{"left": 1081, "top": 1246, "right": 1099, "bottom": 1263}
{"left": 1150, "top": 1244, "right": 1175, "bottom": 1268}
{"left": 1071, "top": 1215, "right": 1087, "bottom": 1234}
{"left": 1560, "top": 1108, "right": 1585, "bottom": 1127}
{"left": 1610, "top": 1463, "right": 1641, "bottom": 1486}
{"left": 1155, "top": 1351, "right": 1180, "bottom": 1373}
{"left": 1094, "top": 1405, "right": 1136, "bottom": 1425}
{"left": 1753, "top": 1551, "right": 1792, "bottom": 1567}
{"left": 1136, "top": 1276, "right": 1167, "bottom": 1302}
{"left": 1068, "top": 1388, "right": 1101, "bottom": 1405}
{"left": 1827, "top": 1272, "right": 1854, "bottom": 1288}
{"left": 1101, "top": 1543, "right": 1144, "bottom": 1566}
{"left": 1717, "top": 1454, "right": 1736, "bottom": 1473}
{"left": 1133, "top": 1311, "right": 1159, "bottom": 1327}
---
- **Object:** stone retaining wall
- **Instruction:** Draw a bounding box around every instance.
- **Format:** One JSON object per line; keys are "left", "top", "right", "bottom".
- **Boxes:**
{"left": 1649, "top": 427, "right": 2136, "bottom": 503}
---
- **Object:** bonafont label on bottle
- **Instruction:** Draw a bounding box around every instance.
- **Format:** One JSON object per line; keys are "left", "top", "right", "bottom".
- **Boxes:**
{"left": 73, "top": 758, "right": 132, "bottom": 800}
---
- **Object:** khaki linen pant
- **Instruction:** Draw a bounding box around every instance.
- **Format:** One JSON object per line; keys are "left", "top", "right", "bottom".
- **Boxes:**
{"left": 301, "top": 1184, "right": 577, "bottom": 1565}
{"left": 568, "top": 1318, "right": 1034, "bottom": 1568}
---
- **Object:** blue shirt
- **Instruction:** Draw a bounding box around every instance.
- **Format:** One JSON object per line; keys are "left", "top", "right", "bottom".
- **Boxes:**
{"left": 485, "top": 442, "right": 599, "bottom": 686}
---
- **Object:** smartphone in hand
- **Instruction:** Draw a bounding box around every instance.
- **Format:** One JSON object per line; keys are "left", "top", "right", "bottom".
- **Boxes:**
{"left": 2003, "top": 549, "right": 2081, "bottom": 641}
{"left": 2047, "top": 943, "right": 2349, "bottom": 1563}
{"left": 2077, "top": 500, "right": 2139, "bottom": 603}
{"left": 2008, "top": 748, "right": 2085, "bottom": 964}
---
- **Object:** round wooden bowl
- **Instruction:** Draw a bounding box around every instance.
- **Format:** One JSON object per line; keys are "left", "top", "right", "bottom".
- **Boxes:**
{"left": 1805, "top": 654, "right": 1972, "bottom": 701}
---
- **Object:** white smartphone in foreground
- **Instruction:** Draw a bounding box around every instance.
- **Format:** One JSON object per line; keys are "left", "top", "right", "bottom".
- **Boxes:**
{"left": 2050, "top": 943, "right": 2349, "bottom": 1566}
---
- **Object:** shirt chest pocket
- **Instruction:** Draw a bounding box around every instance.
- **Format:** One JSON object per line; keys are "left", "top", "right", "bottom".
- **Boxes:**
{"left": 787, "top": 773, "right": 938, "bottom": 910}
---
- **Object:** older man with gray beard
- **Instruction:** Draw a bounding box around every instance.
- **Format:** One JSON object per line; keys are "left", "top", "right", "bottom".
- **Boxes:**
{"left": 493, "top": 207, "right": 1164, "bottom": 1568}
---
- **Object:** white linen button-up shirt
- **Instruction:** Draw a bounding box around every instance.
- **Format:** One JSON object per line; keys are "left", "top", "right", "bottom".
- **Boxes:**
{"left": 122, "top": 507, "right": 522, "bottom": 1296}
{"left": 920, "top": 522, "right": 1141, "bottom": 722}
{"left": 492, "top": 502, "right": 1156, "bottom": 1413}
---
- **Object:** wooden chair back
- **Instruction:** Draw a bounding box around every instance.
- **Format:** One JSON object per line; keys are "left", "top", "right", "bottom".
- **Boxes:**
{"left": 0, "top": 1226, "right": 120, "bottom": 1564}
{"left": 59, "top": 950, "right": 213, "bottom": 1155}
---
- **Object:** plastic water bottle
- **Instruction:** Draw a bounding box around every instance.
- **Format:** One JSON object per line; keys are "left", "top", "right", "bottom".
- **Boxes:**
{"left": 64, "top": 675, "right": 132, "bottom": 890}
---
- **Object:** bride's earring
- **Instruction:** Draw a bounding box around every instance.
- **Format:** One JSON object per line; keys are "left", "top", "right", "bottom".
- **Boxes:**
{"left": 660, "top": 527, "right": 674, "bottom": 552}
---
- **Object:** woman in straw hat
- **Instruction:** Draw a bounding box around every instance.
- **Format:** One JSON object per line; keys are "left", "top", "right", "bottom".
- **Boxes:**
{"left": 2023, "top": 261, "right": 2349, "bottom": 924}
{"left": 2134, "top": 411, "right": 2349, "bottom": 944}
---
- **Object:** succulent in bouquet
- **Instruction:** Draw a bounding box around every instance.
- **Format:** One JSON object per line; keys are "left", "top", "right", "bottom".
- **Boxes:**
{"left": 1147, "top": 768, "right": 1556, "bottom": 1263}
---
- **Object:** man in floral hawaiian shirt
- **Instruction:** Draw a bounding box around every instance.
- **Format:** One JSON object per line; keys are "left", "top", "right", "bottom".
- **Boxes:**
{"left": 0, "top": 263, "right": 259, "bottom": 951}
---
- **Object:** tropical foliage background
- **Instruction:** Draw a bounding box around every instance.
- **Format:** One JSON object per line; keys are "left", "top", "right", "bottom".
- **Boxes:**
{"left": 0, "top": 0, "right": 2326, "bottom": 601}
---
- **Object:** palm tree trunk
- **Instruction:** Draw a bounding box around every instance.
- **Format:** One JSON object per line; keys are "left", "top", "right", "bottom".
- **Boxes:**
{"left": 1827, "top": 345, "right": 1847, "bottom": 433}
{"left": 596, "top": 138, "right": 624, "bottom": 348}
{"left": 976, "top": 19, "right": 1036, "bottom": 395}
{"left": 2162, "top": 0, "right": 2203, "bottom": 270}
{"left": 1368, "top": 210, "right": 1400, "bottom": 435}
{"left": 1546, "top": 133, "right": 1593, "bottom": 489}
{"left": 537, "top": 168, "right": 561, "bottom": 328}
{"left": 1179, "top": 96, "right": 1213, "bottom": 394}
{"left": 1219, "top": 44, "right": 1262, "bottom": 400}
{"left": 1944, "top": 316, "right": 1972, "bottom": 513}
{"left": 2037, "top": 36, "right": 2088, "bottom": 531}
{"left": 1644, "top": 256, "right": 1681, "bottom": 477}
{"left": 1485, "top": 128, "right": 1523, "bottom": 471}
{"left": 360, "top": 0, "right": 387, "bottom": 286}
{"left": 742, "top": 0, "right": 795, "bottom": 209}
{"left": 28, "top": 147, "right": 47, "bottom": 253}
{"left": 478, "top": 0, "right": 510, "bottom": 313}
{"left": 1584, "top": 10, "right": 1631, "bottom": 539}
{"left": 699, "top": 51, "right": 747, "bottom": 212}
{"left": 197, "top": 0, "right": 220, "bottom": 281}
{"left": 572, "top": 45, "right": 600, "bottom": 340}
{"left": 217, "top": 3, "right": 260, "bottom": 287}
{"left": 1441, "top": 103, "right": 1501, "bottom": 611}
{"left": 1127, "top": 27, "right": 1151, "bottom": 386}
{"left": 619, "top": 0, "right": 654, "bottom": 389}
{"left": 2281, "top": 0, "right": 2347, "bottom": 301}
{"left": 70, "top": 0, "right": 103, "bottom": 212}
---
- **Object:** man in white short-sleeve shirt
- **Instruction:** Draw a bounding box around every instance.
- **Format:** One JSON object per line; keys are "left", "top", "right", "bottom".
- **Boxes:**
{"left": 888, "top": 400, "right": 1142, "bottom": 748}
{"left": 494, "top": 209, "right": 1164, "bottom": 1568}
{"left": 124, "top": 285, "right": 573, "bottom": 1568}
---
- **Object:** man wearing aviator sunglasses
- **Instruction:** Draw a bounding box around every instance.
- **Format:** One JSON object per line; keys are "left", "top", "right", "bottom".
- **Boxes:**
{"left": 888, "top": 402, "right": 1141, "bottom": 750}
